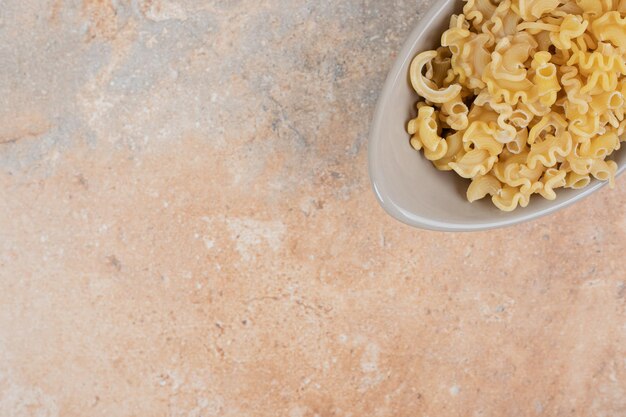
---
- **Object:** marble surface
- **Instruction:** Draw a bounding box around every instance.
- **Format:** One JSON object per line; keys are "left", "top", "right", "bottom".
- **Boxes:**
{"left": 1, "top": 1, "right": 625, "bottom": 416}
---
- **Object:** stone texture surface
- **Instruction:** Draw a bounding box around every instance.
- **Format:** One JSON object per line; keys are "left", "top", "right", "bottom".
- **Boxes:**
{"left": 1, "top": 1, "right": 625, "bottom": 416}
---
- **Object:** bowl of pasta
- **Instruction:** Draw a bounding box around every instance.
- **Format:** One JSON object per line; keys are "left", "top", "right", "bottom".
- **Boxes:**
{"left": 368, "top": 0, "right": 626, "bottom": 231}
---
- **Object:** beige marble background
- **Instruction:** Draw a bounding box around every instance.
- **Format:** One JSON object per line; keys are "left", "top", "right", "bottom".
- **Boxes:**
{"left": 1, "top": 1, "right": 625, "bottom": 416}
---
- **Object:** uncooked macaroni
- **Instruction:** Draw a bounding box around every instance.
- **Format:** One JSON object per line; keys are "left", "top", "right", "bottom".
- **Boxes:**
{"left": 408, "top": 0, "right": 624, "bottom": 211}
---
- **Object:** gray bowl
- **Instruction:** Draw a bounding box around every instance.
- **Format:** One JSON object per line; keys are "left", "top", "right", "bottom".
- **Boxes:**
{"left": 368, "top": 0, "right": 626, "bottom": 232}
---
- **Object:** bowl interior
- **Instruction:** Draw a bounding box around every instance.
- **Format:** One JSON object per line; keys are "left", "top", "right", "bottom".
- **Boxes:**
{"left": 368, "top": 0, "right": 626, "bottom": 231}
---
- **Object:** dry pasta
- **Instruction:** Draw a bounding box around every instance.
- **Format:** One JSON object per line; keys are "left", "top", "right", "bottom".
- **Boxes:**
{"left": 407, "top": 0, "right": 624, "bottom": 211}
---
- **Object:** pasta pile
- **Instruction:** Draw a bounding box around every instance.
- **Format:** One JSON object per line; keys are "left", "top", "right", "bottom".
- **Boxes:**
{"left": 408, "top": 0, "right": 625, "bottom": 211}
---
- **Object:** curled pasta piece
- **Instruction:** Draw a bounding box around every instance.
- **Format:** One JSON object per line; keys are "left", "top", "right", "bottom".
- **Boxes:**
{"left": 449, "top": 149, "right": 498, "bottom": 178}
{"left": 582, "top": 71, "right": 620, "bottom": 95}
{"left": 424, "top": 143, "right": 449, "bottom": 161}
{"left": 493, "top": 151, "right": 543, "bottom": 188}
{"left": 590, "top": 159, "right": 618, "bottom": 186}
{"left": 576, "top": 0, "right": 609, "bottom": 18}
{"left": 410, "top": 51, "right": 463, "bottom": 104}
{"left": 464, "top": 0, "right": 499, "bottom": 29}
{"left": 482, "top": 34, "right": 537, "bottom": 104}
{"left": 495, "top": 33, "right": 537, "bottom": 81}
{"left": 527, "top": 133, "right": 573, "bottom": 169}
{"left": 527, "top": 113, "right": 568, "bottom": 144}
{"left": 560, "top": 66, "right": 590, "bottom": 113}
{"left": 566, "top": 149, "right": 594, "bottom": 175}
{"left": 474, "top": 92, "right": 518, "bottom": 142}
{"left": 408, "top": 106, "right": 448, "bottom": 160}
{"left": 506, "top": 128, "right": 529, "bottom": 154}
{"left": 570, "top": 49, "right": 608, "bottom": 74}
{"left": 590, "top": 91, "right": 624, "bottom": 113}
{"left": 550, "top": 14, "right": 588, "bottom": 50}
{"left": 467, "top": 174, "right": 502, "bottom": 202}
{"left": 456, "top": 33, "right": 493, "bottom": 89}
{"left": 441, "top": 15, "right": 471, "bottom": 55}
{"left": 531, "top": 52, "right": 561, "bottom": 107}
{"left": 579, "top": 132, "right": 621, "bottom": 158}
{"left": 551, "top": 1, "right": 583, "bottom": 16}
{"left": 492, "top": 184, "right": 538, "bottom": 211}
{"left": 567, "top": 46, "right": 626, "bottom": 94}
{"left": 441, "top": 94, "right": 469, "bottom": 131}
{"left": 590, "top": 11, "right": 626, "bottom": 51}
{"left": 510, "top": 104, "right": 534, "bottom": 128}
{"left": 565, "top": 171, "right": 591, "bottom": 189}
{"left": 463, "top": 121, "right": 505, "bottom": 156}
{"left": 538, "top": 168, "right": 567, "bottom": 200}
{"left": 467, "top": 101, "right": 500, "bottom": 125}
{"left": 567, "top": 106, "right": 601, "bottom": 139}
{"left": 512, "top": 0, "right": 561, "bottom": 21}
{"left": 488, "top": 0, "right": 521, "bottom": 38}
{"left": 442, "top": 16, "right": 493, "bottom": 89}
{"left": 493, "top": 151, "right": 527, "bottom": 182}
{"left": 433, "top": 131, "right": 465, "bottom": 171}
{"left": 600, "top": 110, "right": 621, "bottom": 130}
